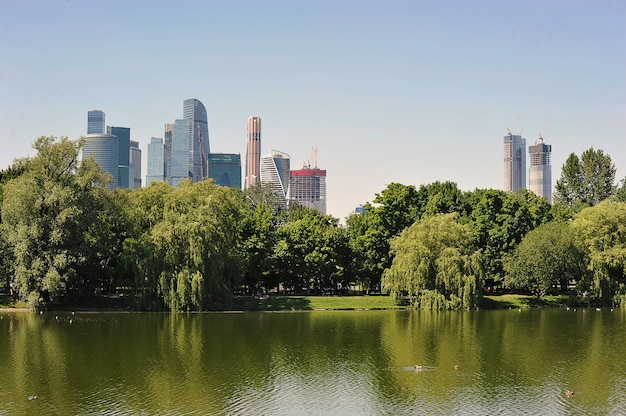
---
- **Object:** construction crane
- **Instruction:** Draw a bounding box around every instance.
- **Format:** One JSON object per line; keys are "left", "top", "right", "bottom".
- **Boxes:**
{"left": 538, "top": 118, "right": 550, "bottom": 142}
{"left": 303, "top": 147, "right": 318, "bottom": 169}
{"left": 508, "top": 114, "right": 521, "bottom": 137}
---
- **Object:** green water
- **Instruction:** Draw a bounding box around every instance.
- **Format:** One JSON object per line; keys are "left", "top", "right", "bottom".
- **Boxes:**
{"left": 1, "top": 308, "right": 625, "bottom": 415}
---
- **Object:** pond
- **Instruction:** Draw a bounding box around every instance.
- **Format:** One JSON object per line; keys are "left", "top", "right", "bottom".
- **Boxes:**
{"left": 1, "top": 308, "right": 624, "bottom": 415}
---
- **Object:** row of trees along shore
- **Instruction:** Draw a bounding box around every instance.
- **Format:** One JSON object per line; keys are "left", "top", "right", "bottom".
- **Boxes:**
{"left": 1, "top": 137, "right": 626, "bottom": 311}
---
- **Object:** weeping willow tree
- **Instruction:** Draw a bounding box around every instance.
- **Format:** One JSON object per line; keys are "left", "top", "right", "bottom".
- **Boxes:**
{"left": 570, "top": 201, "right": 626, "bottom": 307}
{"left": 382, "top": 213, "right": 483, "bottom": 309}
{"left": 150, "top": 180, "right": 249, "bottom": 311}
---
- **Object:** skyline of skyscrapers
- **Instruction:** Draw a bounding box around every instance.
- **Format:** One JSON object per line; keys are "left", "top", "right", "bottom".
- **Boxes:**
{"left": 528, "top": 137, "right": 552, "bottom": 203}
{"left": 260, "top": 149, "right": 290, "bottom": 209}
{"left": 183, "top": 98, "right": 210, "bottom": 183}
{"left": 503, "top": 133, "right": 527, "bottom": 195}
{"left": 245, "top": 116, "right": 261, "bottom": 189}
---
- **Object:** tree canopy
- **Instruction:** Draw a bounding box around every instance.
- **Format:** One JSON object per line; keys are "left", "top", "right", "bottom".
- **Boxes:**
{"left": 554, "top": 148, "right": 616, "bottom": 208}
{"left": 382, "top": 213, "right": 483, "bottom": 309}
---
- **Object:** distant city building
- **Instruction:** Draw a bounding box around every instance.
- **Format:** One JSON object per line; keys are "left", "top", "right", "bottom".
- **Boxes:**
{"left": 183, "top": 98, "right": 210, "bottom": 182}
{"left": 528, "top": 137, "right": 552, "bottom": 202}
{"left": 170, "top": 119, "right": 191, "bottom": 186}
{"left": 504, "top": 133, "right": 526, "bottom": 194}
{"left": 129, "top": 140, "right": 141, "bottom": 189}
{"left": 107, "top": 126, "right": 131, "bottom": 189}
{"left": 289, "top": 168, "right": 327, "bottom": 214}
{"left": 87, "top": 110, "right": 105, "bottom": 134}
{"left": 354, "top": 205, "right": 366, "bottom": 215}
{"left": 82, "top": 134, "right": 119, "bottom": 190}
{"left": 245, "top": 116, "right": 261, "bottom": 189}
{"left": 164, "top": 123, "right": 173, "bottom": 183}
{"left": 207, "top": 153, "right": 241, "bottom": 188}
{"left": 260, "top": 149, "right": 290, "bottom": 208}
{"left": 146, "top": 137, "right": 165, "bottom": 185}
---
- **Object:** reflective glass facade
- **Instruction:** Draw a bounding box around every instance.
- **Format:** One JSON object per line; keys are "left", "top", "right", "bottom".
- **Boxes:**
{"left": 146, "top": 137, "right": 165, "bottom": 185}
{"left": 207, "top": 153, "right": 241, "bottom": 188}
{"left": 171, "top": 119, "right": 191, "bottom": 186}
{"left": 183, "top": 99, "right": 210, "bottom": 182}
{"left": 503, "top": 134, "right": 526, "bottom": 194}
{"left": 82, "top": 134, "right": 119, "bottom": 190}
{"left": 107, "top": 126, "right": 131, "bottom": 189}
{"left": 260, "top": 149, "right": 290, "bottom": 208}
{"left": 87, "top": 110, "right": 105, "bottom": 134}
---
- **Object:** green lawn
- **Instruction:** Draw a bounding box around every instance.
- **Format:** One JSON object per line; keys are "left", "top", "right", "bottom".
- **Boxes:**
{"left": 231, "top": 295, "right": 402, "bottom": 311}
{"left": 481, "top": 294, "right": 571, "bottom": 309}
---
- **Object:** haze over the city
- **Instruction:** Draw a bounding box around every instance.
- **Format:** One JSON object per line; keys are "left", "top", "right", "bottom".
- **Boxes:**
{"left": 1, "top": 0, "right": 624, "bottom": 219}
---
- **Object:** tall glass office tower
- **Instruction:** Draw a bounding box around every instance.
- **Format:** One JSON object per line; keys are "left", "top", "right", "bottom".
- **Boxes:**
{"left": 87, "top": 110, "right": 105, "bottom": 134}
{"left": 82, "top": 134, "right": 119, "bottom": 190}
{"left": 529, "top": 137, "right": 552, "bottom": 202}
{"left": 504, "top": 133, "right": 526, "bottom": 194}
{"left": 129, "top": 140, "right": 141, "bottom": 189}
{"left": 245, "top": 116, "right": 261, "bottom": 189}
{"left": 183, "top": 99, "right": 210, "bottom": 182}
{"left": 107, "top": 126, "right": 131, "bottom": 189}
{"left": 171, "top": 119, "right": 191, "bottom": 186}
{"left": 207, "top": 153, "right": 241, "bottom": 188}
{"left": 260, "top": 149, "right": 290, "bottom": 209}
{"left": 146, "top": 137, "right": 165, "bottom": 185}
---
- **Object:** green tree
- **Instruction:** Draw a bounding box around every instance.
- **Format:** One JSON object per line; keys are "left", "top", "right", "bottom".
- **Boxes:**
{"left": 272, "top": 207, "right": 350, "bottom": 293}
{"left": 554, "top": 148, "right": 616, "bottom": 207}
{"left": 570, "top": 201, "right": 626, "bottom": 306}
{"left": 1, "top": 136, "right": 111, "bottom": 310}
{"left": 466, "top": 188, "right": 552, "bottom": 291}
{"left": 504, "top": 222, "right": 584, "bottom": 297}
{"left": 118, "top": 181, "right": 174, "bottom": 310}
{"left": 152, "top": 180, "right": 247, "bottom": 311}
{"left": 381, "top": 213, "right": 483, "bottom": 310}
{"left": 614, "top": 177, "right": 626, "bottom": 203}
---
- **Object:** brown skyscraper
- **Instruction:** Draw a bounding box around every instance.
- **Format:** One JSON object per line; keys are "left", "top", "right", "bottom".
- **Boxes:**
{"left": 245, "top": 115, "right": 261, "bottom": 189}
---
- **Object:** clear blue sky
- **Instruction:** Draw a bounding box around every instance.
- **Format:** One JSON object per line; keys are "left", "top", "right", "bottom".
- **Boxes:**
{"left": 1, "top": 0, "right": 624, "bottom": 219}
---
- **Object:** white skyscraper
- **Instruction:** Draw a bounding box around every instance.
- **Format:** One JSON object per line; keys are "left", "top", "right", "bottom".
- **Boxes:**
{"left": 504, "top": 133, "right": 526, "bottom": 194}
{"left": 260, "top": 149, "right": 290, "bottom": 208}
{"left": 528, "top": 137, "right": 552, "bottom": 202}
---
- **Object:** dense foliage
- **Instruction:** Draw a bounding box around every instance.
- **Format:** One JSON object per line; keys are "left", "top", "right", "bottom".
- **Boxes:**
{"left": 0, "top": 137, "right": 625, "bottom": 310}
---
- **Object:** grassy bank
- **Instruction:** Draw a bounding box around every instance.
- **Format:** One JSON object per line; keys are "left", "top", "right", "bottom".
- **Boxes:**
{"left": 231, "top": 295, "right": 402, "bottom": 311}
{"left": 0, "top": 293, "right": 577, "bottom": 312}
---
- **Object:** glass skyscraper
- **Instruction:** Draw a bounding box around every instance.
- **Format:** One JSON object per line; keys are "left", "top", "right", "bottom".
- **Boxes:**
{"left": 129, "top": 140, "right": 141, "bottom": 189}
{"left": 528, "top": 138, "right": 552, "bottom": 202}
{"left": 87, "top": 110, "right": 105, "bottom": 134}
{"left": 107, "top": 126, "right": 131, "bottom": 189}
{"left": 146, "top": 137, "right": 165, "bottom": 185}
{"left": 504, "top": 133, "right": 526, "bottom": 194}
{"left": 207, "top": 153, "right": 241, "bottom": 188}
{"left": 171, "top": 119, "right": 191, "bottom": 186}
{"left": 82, "top": 134, "right": 119, "bottom": 190}
{"left": 183, "top": 99, "right": 210, "bottom": 183}
{"left": 260, "top": 149, "right": 290, "bottom": 209}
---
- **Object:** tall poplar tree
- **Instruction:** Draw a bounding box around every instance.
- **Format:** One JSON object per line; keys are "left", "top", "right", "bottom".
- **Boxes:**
{"left": 554, "top": 148, "right": 616, "bottom": 207}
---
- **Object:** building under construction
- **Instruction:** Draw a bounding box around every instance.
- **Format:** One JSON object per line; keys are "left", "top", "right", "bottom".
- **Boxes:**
{"left": 289, "top": 149, "right": 327, "bottom": 214}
